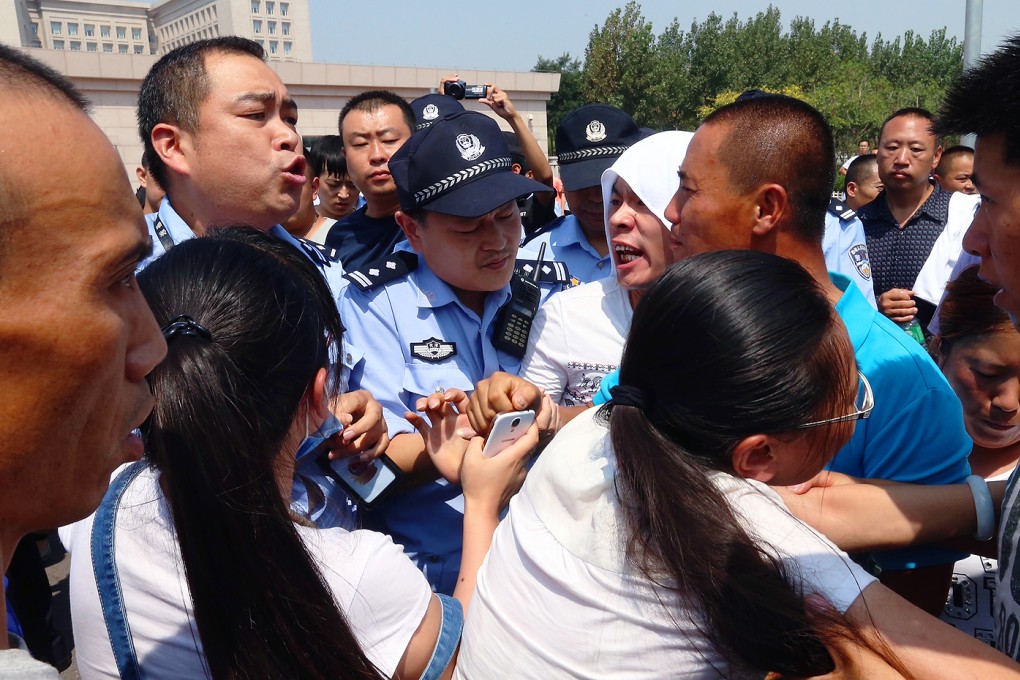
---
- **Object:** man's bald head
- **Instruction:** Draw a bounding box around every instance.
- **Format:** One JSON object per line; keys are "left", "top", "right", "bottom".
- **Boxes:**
{"left": 702, "top": 95, "right": 836, "bottom": 245}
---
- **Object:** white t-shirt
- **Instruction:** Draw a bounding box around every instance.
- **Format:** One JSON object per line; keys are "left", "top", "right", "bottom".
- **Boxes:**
{"left": 59, "top": 465, "right": 431, "bottom": 679}
{"left": 913, "top": 192, "right": 980, "bottom": 306}
{"left": 457, "top": 409, "right": 876, "bottom": 679}
{"left": 520, "top": 276, "right": 632, "bottom": 406}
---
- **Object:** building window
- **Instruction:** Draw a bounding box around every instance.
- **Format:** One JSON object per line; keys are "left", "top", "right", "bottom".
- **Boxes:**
{"left": 280, "top": 2, "right": 289, "bottom": 16}
{"left": 134, "top": 44, "right": 144, "bottom": 54}
{"left": 84, "top": 24, "right": 94, "bottom": 36}
{"left": 269, "top": 39, "right": 277, "bottom": 54}
{"left": 268, "top": 21, "right": 276, "bottom": 34}
{"left": 256, "top": 38, "right": 264, "bottom": 47}
{"left": 101, "top": 25, "right": 110, "bottom": 38}
{"left": 266, "top": 1, "right": 275, "bottom": 15}
{"left": 87, "top": 42, "right": 97, "bottom": 52}
{"left": 103, "top": 43, "right": 113, "bottom": 52}
{"left": 283, "top": 41, "right": 291, "bottom": 56}
{"left": 30, "top": 23, "right": 38, "bottom": 36}
{"left": 50, "top": 21, "right": 62, "bottom": 35}
{"left": 253, "top": 19, "right": 262, "bottom": 34}
{"left": 68, "top": 23, "right": 78, "bottom": 36}
{"left": 281, "top": 22, "right": 290, "bottom": 36}
{"left": 132, "top": 27, "right": 141, "bottom": 40}
{"left": 70, "top": 40, "right": 81, "bottom": 51}
{"left": 116, "top": 26, "right": 126, "bottom": 39}
{"left": 251, "top": 0, "right": 260, "bottom": 12}
{"left": 118, "top": 44, "right": 128, "bottom": 54}
{"left": 52, "top": 39, "right": 64, "bottom": 49}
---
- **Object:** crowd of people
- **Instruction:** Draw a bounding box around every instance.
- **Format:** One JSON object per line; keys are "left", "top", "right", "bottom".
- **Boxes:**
{"left": 4, "top": 28, "right": 1020, "bottom": 679}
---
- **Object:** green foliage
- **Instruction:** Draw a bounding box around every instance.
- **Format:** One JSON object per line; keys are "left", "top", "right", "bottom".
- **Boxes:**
{"left": 536, "top": 3, "right": 963, "bottom": 161}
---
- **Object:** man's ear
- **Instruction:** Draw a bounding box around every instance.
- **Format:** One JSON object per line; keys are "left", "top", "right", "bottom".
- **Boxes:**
{"left": 731, "top": 434, "right": 780, "bottom": 483}
{"left": 395, "top": 210, "right": 424, "bottom": 252}
{"left": 151, "top": 122, "right": 191, "bottom": 178}
{"left": 135, "top": 165, "right": 148, "bottom": 188}
{"left": 751, "top": 184, "right": 788, "bottom": 238}
{"left": 931, "top": 144, "right": 944, "bottom": 172}
{"left": 311, "top": 175, "right": 320, "bottom": 200}
{"left": 845, "top": 181, "right": 859, "bottom": 200}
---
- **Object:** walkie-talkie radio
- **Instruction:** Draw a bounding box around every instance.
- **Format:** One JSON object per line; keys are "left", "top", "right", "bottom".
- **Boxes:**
{"left": 494, "top": 243, "right": 546, "bottom": 358}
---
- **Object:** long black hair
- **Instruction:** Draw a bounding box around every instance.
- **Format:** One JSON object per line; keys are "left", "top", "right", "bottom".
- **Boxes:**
{"left": 138, "top": 229, "right": 383, "bottom": 680}
{"left": 603, "top": 250, "right": 889, "bottom": 677}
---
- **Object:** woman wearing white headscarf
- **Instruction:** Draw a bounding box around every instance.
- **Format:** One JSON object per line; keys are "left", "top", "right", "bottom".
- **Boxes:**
{"left": 518, "top": 131, "right": 694, "bottom": 408}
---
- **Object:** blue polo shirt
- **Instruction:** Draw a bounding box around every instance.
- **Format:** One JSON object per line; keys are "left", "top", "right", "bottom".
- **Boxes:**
{"left": 519, "top": 214, "right": 611, "bottom": 286}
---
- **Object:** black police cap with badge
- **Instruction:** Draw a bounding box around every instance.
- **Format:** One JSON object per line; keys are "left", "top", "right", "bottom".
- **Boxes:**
{"left": 410, "top": 93, "right": 465, "bottom": 131}
{"left": 556, "top": 103, "right": 642, "bottom": 192}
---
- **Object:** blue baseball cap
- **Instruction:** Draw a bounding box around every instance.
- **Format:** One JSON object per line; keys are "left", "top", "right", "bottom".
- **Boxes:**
{"left": 390, "top": 111, "right": 551, "bottom": 218}
{"left": 410, "top": 93, "right": 464, "bottom": 130}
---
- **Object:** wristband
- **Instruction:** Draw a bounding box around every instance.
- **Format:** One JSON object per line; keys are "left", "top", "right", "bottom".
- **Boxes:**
{"left": 965, "top": 474, "right": 996, "bottom": 541}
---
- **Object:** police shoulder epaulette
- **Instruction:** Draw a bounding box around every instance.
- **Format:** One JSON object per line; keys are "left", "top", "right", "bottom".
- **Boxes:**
{"left": 343, "top": 250, "right": 418, "bottom": 291}
{"left": 295, "top": 237, "right": 342, "bottom": 266}
{"left": 520, "top": 214, "right": 566, "bottom": 247}
{"left": 514, "top": 258, "right": 571, "bottom": 285}
{"left": 827, "top": 196, "right": 856, "bottom": 221}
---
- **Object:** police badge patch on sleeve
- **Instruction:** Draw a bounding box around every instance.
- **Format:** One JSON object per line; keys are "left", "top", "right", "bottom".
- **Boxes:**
{"left": 410, "top": 337, "right": 457, "bottom": 363}
{"left": 849, "top": 243, "right": 872, "bottom": 280}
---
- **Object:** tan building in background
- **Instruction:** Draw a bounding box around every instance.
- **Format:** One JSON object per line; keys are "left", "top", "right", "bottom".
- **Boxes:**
{"left": 5, "top": 0, "right": 560, "bottom": 189}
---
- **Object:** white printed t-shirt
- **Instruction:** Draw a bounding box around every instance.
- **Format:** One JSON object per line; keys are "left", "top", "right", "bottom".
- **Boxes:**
{"left": 457, "top": 409, "right": 876, "bottom": 679}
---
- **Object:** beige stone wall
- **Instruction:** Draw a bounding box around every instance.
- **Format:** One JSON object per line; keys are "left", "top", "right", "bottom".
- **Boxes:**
{"left": 24, "top": 48, "right": 560, "bottom": 190}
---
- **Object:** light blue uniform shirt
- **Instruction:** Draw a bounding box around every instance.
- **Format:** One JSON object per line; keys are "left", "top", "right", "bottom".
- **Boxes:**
{"left": 339, "top": 255, "right": 525, "bottom": 594}
{"left": 137, "top": 198, "right": 353, "bottom": 529}
{"left": 519, "top": 214, "right": 611, "bottom": 286}
{"left": 823, "top": 199, "right": 876, "bottom": 309}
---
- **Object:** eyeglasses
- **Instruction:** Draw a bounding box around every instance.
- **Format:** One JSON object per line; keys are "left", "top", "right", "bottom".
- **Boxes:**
{"left": 794, "top": 372, "right": 874, "bottom": 430}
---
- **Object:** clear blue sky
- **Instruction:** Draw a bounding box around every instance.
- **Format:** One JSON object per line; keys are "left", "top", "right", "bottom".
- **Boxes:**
{"left": 307, "top": 0, "right": 1020, "bottom": 71}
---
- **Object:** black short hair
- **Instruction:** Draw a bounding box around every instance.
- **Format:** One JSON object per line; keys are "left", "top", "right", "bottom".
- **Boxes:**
{"left": 137, "top": 37, "right": 265, "bottom": 190}
{"left": 933, "top": 145, "right": 974, "bottom": 178}
{"left": 935, "top": 34, "right": 1020, "bottom": 167}
{"left": 337, "top": 90, "right": 414, "bottom": 139}
{"left": 307, "top": 135, "right": 347, "bottom": 178}
{"left": 845, "top": 153, "right": 878, "bottom": 188}
{"left": 703, "top": 95, "right": 835, "bottom": 245}
{"left": 0, "top": 44, "right": 89, "bottom": 110}
{"left": 879, "top": 107, "right": 939, "bottom": 146}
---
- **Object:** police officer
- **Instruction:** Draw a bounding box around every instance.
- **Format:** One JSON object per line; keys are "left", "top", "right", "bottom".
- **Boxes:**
{"left": 823, "top": 196, "right": 877, "bottom": 308}
{"left": 519, "top": 104, "right": 642, "bottom": 286}
{"left": 339, "top": 110, "right": 564, "bottom": 594}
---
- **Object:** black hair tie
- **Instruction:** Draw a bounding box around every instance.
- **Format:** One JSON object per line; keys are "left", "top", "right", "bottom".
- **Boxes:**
{"left": 609, "top": 384, "right": 646, "bottom": 411}
{"left": 161, "top": 315, "right": 213, "bottom": 342}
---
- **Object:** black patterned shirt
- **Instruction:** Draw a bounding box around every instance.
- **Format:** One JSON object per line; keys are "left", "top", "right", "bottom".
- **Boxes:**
{"left": 858, "top": 184, "right": 952, "bottom": 301}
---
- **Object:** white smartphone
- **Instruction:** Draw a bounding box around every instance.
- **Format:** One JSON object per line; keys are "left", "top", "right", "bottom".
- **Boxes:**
{"left": 482, "top": 410, "right": 536, "bottom": 458}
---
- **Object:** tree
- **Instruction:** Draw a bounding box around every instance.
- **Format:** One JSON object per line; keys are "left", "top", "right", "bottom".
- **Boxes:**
{"left": 533, "top": 53, "right": 584, "bottom": 151}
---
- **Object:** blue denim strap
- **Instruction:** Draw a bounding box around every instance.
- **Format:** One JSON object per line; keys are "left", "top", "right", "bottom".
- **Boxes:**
{"left": 90, "top": 461, "right": 146, "bottom": 680}
{"left": 419, "top": 593, "right": 463, "bottom": 680}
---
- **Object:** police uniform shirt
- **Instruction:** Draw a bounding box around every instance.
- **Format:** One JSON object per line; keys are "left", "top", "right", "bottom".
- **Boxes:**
{"left": 138, "top": 197, "right": 197, "bottom": 271}
{"left": 823, "top": 197, "right": 876, "bottom": 309}
{"left": 518, "top": 214, "right": 610, "bottom": 286}
{"left": 339, "top": 251, "right": 563, "bottom": 594}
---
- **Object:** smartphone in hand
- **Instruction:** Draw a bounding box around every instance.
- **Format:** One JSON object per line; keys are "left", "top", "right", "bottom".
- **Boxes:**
{"left": 482, "top": 410, "right": 536, "bottom": 458}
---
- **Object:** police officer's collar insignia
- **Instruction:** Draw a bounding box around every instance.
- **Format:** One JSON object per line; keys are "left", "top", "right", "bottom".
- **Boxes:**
{"left": 456, "top": 133, "right": 485, "bottom": 161}
{"left": 422, "top": 103, "right": 439, "bottom": 121}
{"left": 849, "top": 243, "right": 871, "bottom": 280}
{"left": 585, "top": 120, "right": 607, "bottom": 142}
{"left": 344, "top": 250, "right": 418, "bottom": 291}
{"left": 828, "top": 196, "right": 856, "bottom": 221}
{"left": 411, "top": 337, "right": 457, "bottom": 363}
{"left": 514, "top": 259, "right": 571, "bottom": 284}
{"left": 296, "top": 237, "right": 340, "bottom": 266}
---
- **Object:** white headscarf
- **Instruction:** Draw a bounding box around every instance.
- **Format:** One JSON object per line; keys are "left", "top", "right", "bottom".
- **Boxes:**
{"left": 600, "top": 131, "right": 695, "bottom": 275}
